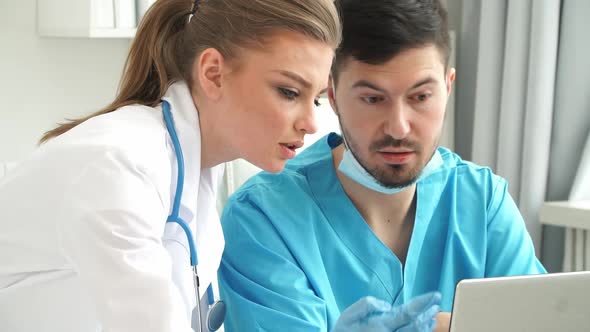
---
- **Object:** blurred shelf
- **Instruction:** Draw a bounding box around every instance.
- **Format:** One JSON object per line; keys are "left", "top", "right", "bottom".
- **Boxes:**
{"left": 38, "top": 0, "right": 137, "bottom": 39}
{"left": 88, "top": 27, "right": 136, "bottom": 38}
{"left": 539, "top": 200, "right": 590, "bottom": 230}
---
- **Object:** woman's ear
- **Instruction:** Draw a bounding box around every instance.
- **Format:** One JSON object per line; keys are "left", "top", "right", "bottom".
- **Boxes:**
{"left": 194, "top": 48, "right": 226, "bottom": 100}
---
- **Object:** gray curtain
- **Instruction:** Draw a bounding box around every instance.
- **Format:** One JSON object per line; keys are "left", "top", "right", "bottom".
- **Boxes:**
{"left": 454, "top": 0, "right": 560, "bottom": 257}
{"left": 543, "top": 0, "right": 590, "bottom": 272}
{"left": 455, "top": 0, "right": 590, "bottom": 271}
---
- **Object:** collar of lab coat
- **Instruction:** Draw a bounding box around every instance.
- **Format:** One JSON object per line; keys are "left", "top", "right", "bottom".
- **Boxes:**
{"left": 161, "top": 81, "right": 201, "bottom": 217}
{"left": 159, "top": 81, "right": 225, "bottom": 312}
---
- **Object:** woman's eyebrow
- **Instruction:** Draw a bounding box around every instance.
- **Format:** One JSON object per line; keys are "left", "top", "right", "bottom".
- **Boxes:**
{"left": 272, "top": 70, "right": 311, "bottom": 89}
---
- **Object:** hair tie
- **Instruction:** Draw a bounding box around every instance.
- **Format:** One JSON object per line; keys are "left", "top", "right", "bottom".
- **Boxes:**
{"left": 190, "top": 0, "right": 200, "bottom": 15}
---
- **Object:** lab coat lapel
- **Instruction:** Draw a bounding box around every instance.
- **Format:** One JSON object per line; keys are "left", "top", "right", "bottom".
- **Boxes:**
{"left": 194, "top": 165, "right": 225, "bottom": 301}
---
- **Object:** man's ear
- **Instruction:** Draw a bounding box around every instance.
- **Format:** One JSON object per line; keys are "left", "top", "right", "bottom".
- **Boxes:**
{"left": 328, "top": 75, "right": 338, "bottom": 115}
{"left": 446, "top": 67, "right": 456, "bottom": 97}
{"left": 194, "top": 48, "right": 226, "bottom": 100}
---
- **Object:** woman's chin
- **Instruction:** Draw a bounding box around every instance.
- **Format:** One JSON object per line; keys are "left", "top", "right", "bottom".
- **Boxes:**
{"left": 258, "top": 159, "right": 287, "bottom": 174}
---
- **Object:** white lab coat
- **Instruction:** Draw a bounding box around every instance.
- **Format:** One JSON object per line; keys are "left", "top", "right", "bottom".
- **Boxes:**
{"left": 0, "top": 82, "right": 225, "bottom": 331}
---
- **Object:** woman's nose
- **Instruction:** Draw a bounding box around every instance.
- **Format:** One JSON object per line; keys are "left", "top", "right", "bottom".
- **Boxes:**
{"left": 295, "top": 104, "right": 318, "bottom": 135}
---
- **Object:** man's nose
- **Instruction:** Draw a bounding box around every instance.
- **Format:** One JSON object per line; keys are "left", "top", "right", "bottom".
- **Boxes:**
{"left": 385, "top": 102, "right": 411, "bottom": 140}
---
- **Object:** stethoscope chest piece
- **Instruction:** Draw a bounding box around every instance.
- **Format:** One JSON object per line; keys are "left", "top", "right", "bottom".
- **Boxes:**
{"left": 207, "top": 300, "right": 226, "bottom": 331}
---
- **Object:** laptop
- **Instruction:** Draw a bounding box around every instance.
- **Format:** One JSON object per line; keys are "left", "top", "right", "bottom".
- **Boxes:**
{"left": 449, "top": 271, "right": 590, "bottom": 332}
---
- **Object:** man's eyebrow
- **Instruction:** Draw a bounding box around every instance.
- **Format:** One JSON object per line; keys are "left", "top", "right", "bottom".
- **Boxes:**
{"left": 410, "top": 77, "right": 438, "bottom": 90}
{"left": 272, "top": 70, "right": 311, "bottom": 89}
{"left": 350, "top": 77, "right": 439, "bottom": 93}
{"left": 351, "top": 80, "right": 387, "bottom": 93}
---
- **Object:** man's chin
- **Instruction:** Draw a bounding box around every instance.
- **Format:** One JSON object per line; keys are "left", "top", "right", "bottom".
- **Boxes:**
{"left": 371, "top": 165, "right": 419, "bottom": 186}
{"left": 373, "top": 172, "right": 420, "bottom": 189}
{"left": 381, "top": 178, "right": 419, "bottom": 189}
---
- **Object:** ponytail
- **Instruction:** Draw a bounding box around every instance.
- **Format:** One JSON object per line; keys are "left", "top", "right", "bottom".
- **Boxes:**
{"left": 40, "top": 0, "right": 191, "bottom": 143}
{"left": 41, "top": 0, "right": 341, "bottom": 143}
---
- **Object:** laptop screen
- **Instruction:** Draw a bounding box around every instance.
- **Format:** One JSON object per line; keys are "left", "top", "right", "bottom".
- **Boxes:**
{"left": 449, "top": 271, "right": 590, "bottom": 332}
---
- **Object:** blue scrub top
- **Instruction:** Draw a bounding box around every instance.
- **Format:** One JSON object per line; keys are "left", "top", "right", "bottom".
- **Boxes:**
{"left": 218, "top": 133, "right": 546, "bottom": 331}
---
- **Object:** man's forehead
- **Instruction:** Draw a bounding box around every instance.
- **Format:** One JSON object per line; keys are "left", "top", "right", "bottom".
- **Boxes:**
{"left": 338, "top": 62, "right": 445, "bottom": 88}
{"left": 336, "top": 45, "right": 446, "bottom": 78}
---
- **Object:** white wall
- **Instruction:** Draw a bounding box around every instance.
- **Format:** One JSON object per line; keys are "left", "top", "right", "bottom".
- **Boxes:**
{"left": 0, "top": 0, "right": 131, "bottom": 161}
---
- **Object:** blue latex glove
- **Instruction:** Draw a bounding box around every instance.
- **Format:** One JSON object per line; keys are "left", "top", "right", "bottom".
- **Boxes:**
{"left": 332, "top": 292, "right": 441, "bottom": 332}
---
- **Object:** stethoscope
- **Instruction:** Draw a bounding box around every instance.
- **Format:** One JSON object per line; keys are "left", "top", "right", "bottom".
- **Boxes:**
{"left": 162, "top": 100, "right": 226, "bottom": 332}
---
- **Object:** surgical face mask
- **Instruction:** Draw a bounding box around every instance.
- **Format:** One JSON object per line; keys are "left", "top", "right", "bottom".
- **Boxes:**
{"left": 338, "top": 146, "right": 443, "bottom": 194}
{"left": 331, "top": 77, "right": 443, "bottom": 194}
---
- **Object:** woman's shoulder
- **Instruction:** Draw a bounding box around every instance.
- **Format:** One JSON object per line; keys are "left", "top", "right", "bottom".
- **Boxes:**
{"left": 53, "top": 104, "right": 167, "bottom": 155}
{"left": 37, "top": 104, "right": 171, "bottom": 183}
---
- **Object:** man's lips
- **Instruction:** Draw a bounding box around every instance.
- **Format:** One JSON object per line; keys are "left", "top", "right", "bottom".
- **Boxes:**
{"left": 377, "top": 150, "right": 415, "bottom": 164}
{"left": 377, "top": 148, "right": 414, "bottom": 153}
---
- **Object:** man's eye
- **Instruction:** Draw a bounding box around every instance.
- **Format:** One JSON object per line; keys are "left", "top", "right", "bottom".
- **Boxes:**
{"left": 362, "top": 96, "right": 382, "bottom": 104}
{"left": 279, "top": 88, "right": 299, "bottom": 100}
{"left": 414, "top": 93, "right": 432, "bottom": 102}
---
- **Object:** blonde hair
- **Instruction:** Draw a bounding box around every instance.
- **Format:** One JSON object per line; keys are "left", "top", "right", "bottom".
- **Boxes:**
{"left": 40, "top": 0, "right": 341, "bottom": 143}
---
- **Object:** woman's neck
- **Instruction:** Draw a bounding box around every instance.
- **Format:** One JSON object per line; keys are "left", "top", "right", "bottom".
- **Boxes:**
{"left": 193, "top": 95, "right": 237, "bottom": 169}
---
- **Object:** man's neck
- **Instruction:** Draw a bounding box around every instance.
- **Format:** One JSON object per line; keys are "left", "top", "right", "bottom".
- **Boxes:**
{"left": 332, "top": 144, "right": 417, "bottom": 263}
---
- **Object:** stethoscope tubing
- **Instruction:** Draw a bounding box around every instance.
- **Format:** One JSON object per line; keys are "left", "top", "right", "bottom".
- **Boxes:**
{"left": 162, "top": 100, "right": 224, "bottom": 332}
{"left": 162, "top": 101, "right": 199, "bottom": 267}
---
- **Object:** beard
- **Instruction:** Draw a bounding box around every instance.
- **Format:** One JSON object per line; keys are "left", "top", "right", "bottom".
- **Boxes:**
{"left": 340, "top": 124, "right": 430, "bottom": 189}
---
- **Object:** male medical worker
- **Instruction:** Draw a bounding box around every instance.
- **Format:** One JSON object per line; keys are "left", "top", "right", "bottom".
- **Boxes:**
{"left": 218, "top": 0, "right": 547, "bottom": 331}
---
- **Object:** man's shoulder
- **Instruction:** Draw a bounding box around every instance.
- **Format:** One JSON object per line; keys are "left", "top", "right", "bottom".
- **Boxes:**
{"left": 229, "top": 135, "right": 335, "bottom": 203}
{"left": 238, "top": 168, "right": 303, "bottom": 193}
{"left": 229, "top": 159, "right": 323, "bottom": 206}
{"left": 438, "top": 147, "right": 500, "bottom": 177}
{"left": 221, "top": 157, "right": 331, "bottom": 239}
{"left": 433, "top": 148, "right": 513, "bottom": 212}
{"left": 436, "top": 147, "right": 507, "bottom": 194}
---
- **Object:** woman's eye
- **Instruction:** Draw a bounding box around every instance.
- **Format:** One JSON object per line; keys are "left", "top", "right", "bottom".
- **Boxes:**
{"left": 314, "top": 98, "right": 322, "bottom": 107}
{"left": 362, "top": 96, "right": 382, "bottom": 104}
{"left": 279, "top": 87, "right": 299, "bottom": 100}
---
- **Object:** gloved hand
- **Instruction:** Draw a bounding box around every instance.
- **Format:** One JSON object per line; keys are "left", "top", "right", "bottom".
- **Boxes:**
{"left": 331, "top": 292, "right": 441, "bottom": 332}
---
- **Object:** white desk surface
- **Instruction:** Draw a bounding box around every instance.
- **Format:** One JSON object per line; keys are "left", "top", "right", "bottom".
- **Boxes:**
{"left": 539, "top": 200, "right": 590, "bottom": 230}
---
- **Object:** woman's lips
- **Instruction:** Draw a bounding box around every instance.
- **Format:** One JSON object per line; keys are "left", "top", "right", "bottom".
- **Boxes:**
{"left": 279, "top": 143, "right": 297, "bottom": 159}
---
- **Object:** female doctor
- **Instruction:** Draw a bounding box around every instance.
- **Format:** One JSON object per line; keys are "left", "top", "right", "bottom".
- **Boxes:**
{"left": 0, "top": 0, "right": 339, "bottom": 331}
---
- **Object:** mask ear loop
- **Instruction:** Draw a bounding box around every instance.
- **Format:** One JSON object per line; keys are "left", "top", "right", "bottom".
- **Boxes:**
{"left": 331, "top": 77, "right": 351, "bottom": 151}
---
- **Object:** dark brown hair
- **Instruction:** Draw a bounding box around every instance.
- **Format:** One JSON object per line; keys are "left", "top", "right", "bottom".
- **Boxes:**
{"left": 332, "top": 0, "right": 449, "bottom": 83}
